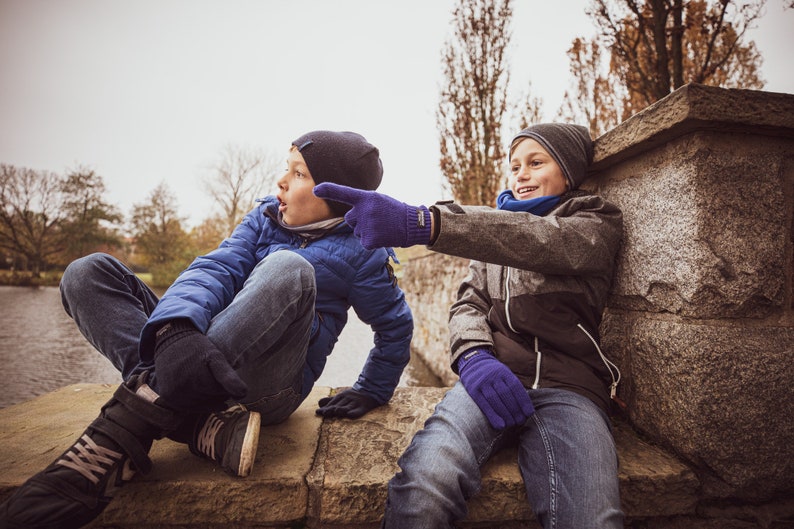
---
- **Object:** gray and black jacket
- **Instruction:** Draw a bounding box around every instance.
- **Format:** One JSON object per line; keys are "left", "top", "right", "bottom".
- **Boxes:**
{"left": 429, "top": 190, "right": 623, "bottom": 413}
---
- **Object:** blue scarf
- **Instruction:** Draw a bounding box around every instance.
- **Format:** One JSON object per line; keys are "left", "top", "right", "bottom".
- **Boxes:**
{"left": 496, "top": 189, "right": 560, "bottom": 215}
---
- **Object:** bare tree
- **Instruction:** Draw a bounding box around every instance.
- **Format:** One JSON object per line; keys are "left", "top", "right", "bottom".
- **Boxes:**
{"left": 129, "top": 182, "right": 191, "bottom": 285}
{"left": 0, "top": 164, "right": 66, "bottom": 276}
{"left": 437, "top": 0, "right": 514, "bottom": 205}
{"left": 59, "top": 165, "right": 123, "bottom": 263}
{"left": 510, "top": 81, "right": 546, "bottom": 134}
{"left": 204, "top": 144, "right": 281, "bottom": 236}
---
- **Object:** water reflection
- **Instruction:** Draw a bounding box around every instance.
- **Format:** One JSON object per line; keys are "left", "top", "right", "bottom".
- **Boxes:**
{"left": 0, "top": 285, "right": 441, "bottom": 409}
{"left": 0, "top": 286, "right": 121, "bottom": 408}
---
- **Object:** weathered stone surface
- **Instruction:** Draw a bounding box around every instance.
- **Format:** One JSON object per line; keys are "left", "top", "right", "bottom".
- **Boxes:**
{"left": 596, "top": 131, "right": 792, "bottom": 319}
{"left": 306, "top": 387, "right": 446, "bottom": 528}
{"left": 17, "top": 382, "right": 787, "bottom": 527}
{"left": 591, "top": 84, "right": 794, "bottom": 172}
{"left": 614, "top": 421, "right": 698, "bottom": 519}
{"left": 306, "top": 387, "right": 698, "bottom": 528}
{"left": 639, "top": 497, "right": 794, "bottom": 529}
{"left": 601, "top": 311, "right": 794, "bottom": 501}
{"left": 0, "top": 383, "right": 328, "bottom": 528}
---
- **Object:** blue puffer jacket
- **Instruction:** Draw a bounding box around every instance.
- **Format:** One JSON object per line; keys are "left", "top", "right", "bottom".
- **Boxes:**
{"left": 138, "top": 196, "right": 413, "bottom": 404}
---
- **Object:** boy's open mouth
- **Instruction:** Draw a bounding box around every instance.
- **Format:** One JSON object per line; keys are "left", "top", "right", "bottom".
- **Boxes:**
{"left": 516, "top": 186, "right": 538, "bottom": 196}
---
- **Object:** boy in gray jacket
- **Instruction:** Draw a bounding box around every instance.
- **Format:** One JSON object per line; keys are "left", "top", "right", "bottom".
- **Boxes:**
{"left": 315, "top": 123, "right": 624, "bottom": 528}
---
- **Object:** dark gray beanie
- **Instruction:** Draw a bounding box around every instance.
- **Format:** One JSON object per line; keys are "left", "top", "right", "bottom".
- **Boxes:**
{"left": 292, "top": 130, "right": 383, "bottom": 216}
{"left": 509, "top": 123, "right": 593, "bottom": 190}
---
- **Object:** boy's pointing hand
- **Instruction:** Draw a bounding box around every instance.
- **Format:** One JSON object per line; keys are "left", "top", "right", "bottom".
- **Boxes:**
{"left": 314, "top": 182, "right": 432, "bottom": 249}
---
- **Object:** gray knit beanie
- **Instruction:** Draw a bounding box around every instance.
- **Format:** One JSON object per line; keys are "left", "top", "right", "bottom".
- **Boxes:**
{"left": 509, "top": 123, "right": 593, "bottom": 190}
{"left": 292, "top": 130, "right": 383, "bottom": 216}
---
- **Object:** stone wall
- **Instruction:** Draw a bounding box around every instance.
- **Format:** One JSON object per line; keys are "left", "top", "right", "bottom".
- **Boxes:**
{"left": 400, "top": 251, "right": 469, "bottom": 386}
{"left": 0, "top": 384, "right": 705, "bottom": 528}
{"left": 400, "top": 84, "right": 794, "bottom": 505}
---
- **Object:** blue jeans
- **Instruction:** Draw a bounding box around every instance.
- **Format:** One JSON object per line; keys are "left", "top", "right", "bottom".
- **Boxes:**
{"left": 383, "top": 383, "right": 623, "bottom": 529}
{"left": 59, "top": 252, "right": 315, "bottom": 424}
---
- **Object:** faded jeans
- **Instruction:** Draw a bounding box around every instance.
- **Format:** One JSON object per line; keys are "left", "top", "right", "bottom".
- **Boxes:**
{"left": 383, "top": 383, "right": 623, "bottom": 529}
{"left": 59, "top": 251, "right": 315, "bottom": 424}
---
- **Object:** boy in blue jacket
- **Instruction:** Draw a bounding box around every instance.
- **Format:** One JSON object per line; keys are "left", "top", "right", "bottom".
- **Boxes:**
{"left": 0, "top": 131, "right": 413, "bottom": 529}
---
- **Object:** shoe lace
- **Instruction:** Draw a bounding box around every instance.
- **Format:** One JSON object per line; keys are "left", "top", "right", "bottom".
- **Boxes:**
{"left": 196, "top": 414, "right": 224, "bottom": 460}
{"left": 56, "top": 434, "right": 123, "bottom": 484}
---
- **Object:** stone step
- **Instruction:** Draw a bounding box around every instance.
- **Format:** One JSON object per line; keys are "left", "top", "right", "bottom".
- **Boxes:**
{"left": 0, "top": 384, "right": 698, "bottom": 528}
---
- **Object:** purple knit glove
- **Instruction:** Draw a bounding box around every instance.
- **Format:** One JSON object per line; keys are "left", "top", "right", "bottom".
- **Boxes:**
{"left": 457, "top": 349, "right": 535, "bottom": 430}
{"left": 314, "top": 182, "right": 431, "bottom": 249}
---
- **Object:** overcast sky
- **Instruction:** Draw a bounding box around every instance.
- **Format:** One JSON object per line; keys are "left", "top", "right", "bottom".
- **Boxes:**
{"left": 1, "top": 0, "right": 792, "bottom": 227}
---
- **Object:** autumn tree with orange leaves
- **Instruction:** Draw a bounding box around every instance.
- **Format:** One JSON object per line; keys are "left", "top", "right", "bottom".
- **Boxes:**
{"left": 557, "top": 38, "right": 624, "bottom": 139}
{"left": 561, "top": 0, "right": 766, "bottom": 137}
{"left": 436, "top": 0, "right": 513, "bottom": 206}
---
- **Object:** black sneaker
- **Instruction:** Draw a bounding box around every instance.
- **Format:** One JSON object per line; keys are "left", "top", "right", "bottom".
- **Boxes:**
{"left": 188, "top": 405, "right": 261, "bottom": 477}
{"left": 0, "top": 375, "right": 179, "bottom": 529}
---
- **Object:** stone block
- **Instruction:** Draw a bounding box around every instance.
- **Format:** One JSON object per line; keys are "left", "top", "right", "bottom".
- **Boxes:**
{"left": 306, "top": 387, "right": 447, "bottom": 528}
{"left": 401, "top": 253, "right": 469, "bottom": 386}
{"left": 594, "top": 130, "right": 792, "bottom": 319}
{"left": 306, "top": 387, "right": 698, "bottom": 528}
{"left": 601, "top": 311, "right": 794, "bottom": 501}
{"left": 0, "top": 383, "right": 328, "bottom": 528}
{"left": 0, "top": 384, "right": 706, "bottom": 527}
{"left": 591, "top": 84, "right": 794, "bottom": 172}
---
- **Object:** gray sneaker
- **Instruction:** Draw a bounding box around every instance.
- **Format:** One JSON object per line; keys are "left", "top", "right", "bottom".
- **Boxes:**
{"left": 188, "top": 405, "right": 261, "bottom": 477}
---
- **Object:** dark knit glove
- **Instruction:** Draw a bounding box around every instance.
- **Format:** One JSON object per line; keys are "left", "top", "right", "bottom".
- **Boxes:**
{"left": 153, "top": 320, "right": 247, "bottom": 411}
{"left": 316, "top": 388, "right": 381, "bottom": 418}
{"left": 457, "top": 349, "right": 535, "bottom": 430}
{"left": 314, "top": 182, "right": 431, "bottom": 249}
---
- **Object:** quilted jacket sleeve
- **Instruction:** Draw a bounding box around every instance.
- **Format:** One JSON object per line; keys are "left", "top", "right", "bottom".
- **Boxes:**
{"left": 348, "top": 250, "right": 413, "bottom": 404}
{"left": 138, "top": 207, "right": 265, "bottom": 360}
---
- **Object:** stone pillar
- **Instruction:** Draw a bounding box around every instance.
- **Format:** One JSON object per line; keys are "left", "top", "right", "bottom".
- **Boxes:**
{"left": 591, "top": 84, "right": 794, "bottom": 501}
{"left": 400, "top": 252, "right": 468, "bottom": 386}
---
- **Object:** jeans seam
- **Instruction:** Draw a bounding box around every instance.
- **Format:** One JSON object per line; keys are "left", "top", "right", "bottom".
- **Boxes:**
{"left": 533, "top": 412, "right": 558, "bottom": 529}
{"left": 244, "top": 385, "right": 301, "bottom": 425}
{"left": 475, "top": 428, "right": 505, "bottom": 467}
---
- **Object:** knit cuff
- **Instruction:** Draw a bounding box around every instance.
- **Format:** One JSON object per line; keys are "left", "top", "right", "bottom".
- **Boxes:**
{"left": 455, "top": 347, "right": 493, "bottom": 373}
{"left": 154, "top": 319, "right": 198, "bottom": 350}
{"left": 404, "top": 205, "right": 432, "bottom": 246}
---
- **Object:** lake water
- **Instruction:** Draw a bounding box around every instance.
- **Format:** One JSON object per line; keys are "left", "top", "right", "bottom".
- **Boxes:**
{"left": 0, "top": 285, "right": 440, "bottom": 409}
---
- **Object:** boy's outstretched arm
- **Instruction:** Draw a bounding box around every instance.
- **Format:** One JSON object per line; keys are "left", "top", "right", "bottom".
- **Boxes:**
{"left": 314, "top": 182, "right": 433, "bottom": 249}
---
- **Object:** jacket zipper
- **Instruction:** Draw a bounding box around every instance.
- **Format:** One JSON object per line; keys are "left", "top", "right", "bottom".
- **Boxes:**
{"left": 505, "top": 267, "right": 517, "bottom": 332}
{"left": 532, "top": 336, "right": 542, "bottom": 389}
{"left": 506, "top": 267, "right": 542, "bottom": 389}
{"left": 577, "top": 323, "right": 622, "bottom": 404}
{"left": 505, "top": 268, "right": 621, "bottom": 398}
